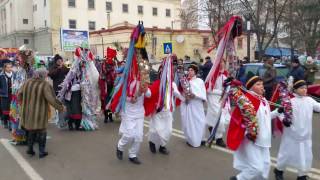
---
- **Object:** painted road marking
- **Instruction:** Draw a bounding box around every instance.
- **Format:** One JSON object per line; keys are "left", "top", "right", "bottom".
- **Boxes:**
{"left": 0, "top": 138, "right": 44, "bottom": 180}
{"left": 144, "top": 121, "right": 320, "bottom": 179}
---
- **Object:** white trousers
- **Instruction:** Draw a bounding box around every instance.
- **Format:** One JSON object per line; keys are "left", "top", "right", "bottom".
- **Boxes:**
{"left": 117, "top": 135, "right": 141, "bottom": 158}
{"left": 148, "top": 111, "right": 173, "bottom": 147}
{"left": 234, "top": 139, "right": 270, "bottom": 180}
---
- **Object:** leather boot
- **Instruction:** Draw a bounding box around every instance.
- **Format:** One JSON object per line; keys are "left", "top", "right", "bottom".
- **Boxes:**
{"left": 108, "top": 110, "right": 113, "bottom": 122}
{"left": 68, "top": 119, "right": 74, "bottom": 131}
{"left": 38, "top": 131, "right": 48, "bottom": 158}
{"left": 297, "top": 176, "right": 309, "bottom": 180}
{"left": 149, "top": 141, "right": 156, "bottom": 153}
{"left": 26, "top": 131, "right": 36, "bottom": 156}
{"left": 159, "top": 146, "right": 170, "bottom": 155}
{"left": 104, "top": 110, "right": 109, "bottom": 123}
{"left": 75, "top": 120, "right": 81, "bottom": 131}
{"left": 274, "top": 168, "right": 284, "bottom": 180}
{"left": 216, "top": 138, "right": 227, "bottom": 148}
{"left": 129, "top": 157, "right": 141, "bottom": 165}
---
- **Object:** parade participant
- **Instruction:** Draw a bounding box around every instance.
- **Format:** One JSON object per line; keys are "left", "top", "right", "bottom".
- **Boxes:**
{"left": 99, "top": 48, "right": 116, "bottom": 123}
{"left": 180, "top": 64, "right": 207, "bottom": 147}
{"left": 274, "top": 79, "right": 320, "bottom": 180}
{"left": 0, "top": 63, "right": 13, "bottom": 129}
{"left": 116, "top": 81, "right": 151, "bottom": 164}
{"left": 9, "top": 46, "right": 35, "bottom": 145}
{"left": 228, "top": 73, "right": 283, "bottom": 180}
{"left": 205, "top": 59, "right": 230, "bottom": 147}
{"left": 110, "top": 22, "right": 151, "bottom": 164}
{"left": 19, "top": 68, "right": 64, "bottom": 158}
{"left": 145, "top": 55, "right": 183, "bottom": 155}
{"left": 58, "top": 47, "right": 100, "bottom": 131}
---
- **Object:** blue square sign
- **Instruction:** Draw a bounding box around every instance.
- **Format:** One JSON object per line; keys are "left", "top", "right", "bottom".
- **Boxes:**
{"left": 163, "top": 42, "right": 172, "bottom": 54}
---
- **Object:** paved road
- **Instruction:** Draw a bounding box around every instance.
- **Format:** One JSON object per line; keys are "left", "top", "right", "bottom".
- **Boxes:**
{"left": 0, "top": 112, "right": 319, "bottom": 180}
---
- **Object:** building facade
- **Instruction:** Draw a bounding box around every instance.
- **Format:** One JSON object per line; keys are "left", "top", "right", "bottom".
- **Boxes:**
{"left": 0, "top": 0, "right": 181, "bottom": 57}
{"left": 90, "top": 24, "right": 255, "bottom": 62}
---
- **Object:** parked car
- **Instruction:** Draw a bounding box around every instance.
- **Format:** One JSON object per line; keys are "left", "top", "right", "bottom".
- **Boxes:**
{"left": 308, "top": 84, "right": 320, "bottom": 102}
{"left": 237, "top": 63, "right": 289, "bottom": 84}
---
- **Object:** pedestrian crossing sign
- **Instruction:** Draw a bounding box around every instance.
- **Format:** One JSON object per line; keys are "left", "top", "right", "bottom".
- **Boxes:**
{"left": 163, "top": 42, "right": 172, "bottom": 54}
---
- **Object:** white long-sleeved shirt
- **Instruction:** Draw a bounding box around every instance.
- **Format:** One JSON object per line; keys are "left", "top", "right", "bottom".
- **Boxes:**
{"left": 122, "top": 89, "right": 151, "bottom": 119}
{"left": 285, "top": 95, "right": 320, "bottom": 141}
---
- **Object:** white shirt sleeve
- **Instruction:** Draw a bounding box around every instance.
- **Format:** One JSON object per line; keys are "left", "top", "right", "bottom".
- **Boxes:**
{"left": 312, "top": 98, "right": 320, "bottom": 112}
{"left": 172, "top": 82, "right": 185, "bottom": 102}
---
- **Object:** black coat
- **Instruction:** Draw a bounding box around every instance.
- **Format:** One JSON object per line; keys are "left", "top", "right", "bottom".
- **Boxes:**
{"left": 48, "top": 65, "right": 69, "bottom": 94}
{"left": 0, "top": 73, "right": 10, "bottom": 98}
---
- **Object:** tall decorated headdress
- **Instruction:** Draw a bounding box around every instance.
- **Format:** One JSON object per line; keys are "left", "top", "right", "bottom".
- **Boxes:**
{"left": 205, "top": 16, "right": 242, "bottom": 91}
{"left": 16, "top": 45, "right": 35, "bottom": 77}
{"left": 108, "top": 21, "right": 150, "bottom": 113}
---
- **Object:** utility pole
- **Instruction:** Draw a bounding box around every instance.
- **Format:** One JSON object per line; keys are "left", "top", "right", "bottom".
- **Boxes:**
{"left": 245, "top": 15, "right": 251, "bottom": 61}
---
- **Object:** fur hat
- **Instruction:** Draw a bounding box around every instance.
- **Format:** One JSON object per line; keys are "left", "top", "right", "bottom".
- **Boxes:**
{"left": 246, "top": 71, "right": 262, "bottom": 90}
{"left": 293, "top": 79, "right": 307, "bottom": 90}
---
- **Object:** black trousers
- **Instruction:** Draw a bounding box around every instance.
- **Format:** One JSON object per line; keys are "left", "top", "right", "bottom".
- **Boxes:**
{"left": 27, "top": 130, "right": 47, "bottom": 154}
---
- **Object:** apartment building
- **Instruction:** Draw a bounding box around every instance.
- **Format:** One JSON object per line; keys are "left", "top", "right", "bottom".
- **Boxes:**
{"left": 0, "top": 0, "right": 181, "bottom": 56}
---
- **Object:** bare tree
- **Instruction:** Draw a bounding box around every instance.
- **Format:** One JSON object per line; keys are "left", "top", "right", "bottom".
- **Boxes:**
{"left": 180, "top": 0, "right": 199, "bottom": 29}
{"left": 199, "top": 0, "right": 235, "bottom": 33}
{"left": 239, "top": 0, "right": 289, "bottom": 61}
{"left": 282, "top": 0, "right": 320, "bottom": 57}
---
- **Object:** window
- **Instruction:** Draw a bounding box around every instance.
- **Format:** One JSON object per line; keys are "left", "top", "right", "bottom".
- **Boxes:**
{"left": 44, "top": 20, "right": 47, "bottom": 27}
{"left": 137, "top": 5, "right": 143, "bottom": 15}
{"left": 44, "top": 0, "right": 46, "bottom": 7}
{"left": 152, "top": 7, "right": 157, "bottom": 16}
{"left": 122, "top": 4, "right": 128, "bottom": 13}
{"left": 203, "top": 37, "right": 209, "bottom": 48}
{"left": 33, "top": 4, "right": 37, "bottom": 12}
{"left": 237, "top": 37, "right": 243, "bottom": 49}
{"left": 68, "top": 0, "right": 75, "bottom": 8}
{"left": 166, "top": 9, "right": 171, "bottom": 17}
{"left": 69, "top": 19, "right": 76, "bottom": 29}
{"left": 106, "top": 2, "right": 112, "bottom": 12}
{"left": 24, "top": 39, "right": 29, "bottom": 44}
{"left": 88, "top": 21, "right": 96, "bottom": 31}
{"left": 23, "top": 19, "right": 28, "bottom": 24}
{"left": 88, "top": 0, "right": 94, "bottom": 9}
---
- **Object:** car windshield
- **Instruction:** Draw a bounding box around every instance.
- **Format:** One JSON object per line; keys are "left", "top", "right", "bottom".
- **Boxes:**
{"left": 242, "top": 64, "right": 289, "bottom": 82}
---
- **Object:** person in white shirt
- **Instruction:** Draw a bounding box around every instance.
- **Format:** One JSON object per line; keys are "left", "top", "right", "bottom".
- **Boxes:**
{"left": 116, "top": 81, "right": 151, "bottom": 165}
{"left": 205, "top": 60, "right": 231, "bottom": 147}
{"left": 180, "top": 64, "right": 207, "bottom": 148}
{"left": 274, "top": 79, "right": 320, "bottom": 180}
{"left": 229, "top": 73, "right": 282, "bottom": 180}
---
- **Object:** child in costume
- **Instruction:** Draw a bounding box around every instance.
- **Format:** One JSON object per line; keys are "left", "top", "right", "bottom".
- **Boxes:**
{"left": 0, "top": 63, "right": 13, "bottom": 129}
{"left": 205, "top": 59, "right": 230, "bottom": 147}
{"left": 99, "top": 48, "right": 116, "bottom": 123}
{"left": 145, "top": 54, "right": 182, "bottom": 155}
{"left": 228, "top": 73, "right": 283, "bottom": 180}
{"left": 274, "top": 79, "right": 320, "bottom": 180}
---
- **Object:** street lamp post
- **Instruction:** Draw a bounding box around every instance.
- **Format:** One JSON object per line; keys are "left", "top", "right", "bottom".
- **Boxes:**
{"left": 245, "top": 15, "right": 251, "bottom": 62}
{"left": 107, "top": 11, "right": 111, "bottom": 29}
{"left": 98, "top": 33, "right": 104, "bottom": 58}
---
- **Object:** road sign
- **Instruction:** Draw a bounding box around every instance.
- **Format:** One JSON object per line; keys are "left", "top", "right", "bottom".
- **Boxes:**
{"left": 163, "top": 42, "right": 172, "bottom": 54}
